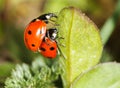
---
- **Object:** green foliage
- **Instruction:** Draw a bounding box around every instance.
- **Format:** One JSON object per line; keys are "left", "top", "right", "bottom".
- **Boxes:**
{"left": 0, "top": 62, "right": 15, "bottom": 84}
{"left": 44, "top": 0, "right": 100, "bottom": 13}
{"left": 5, "top": 58, "right": 62, "bottom": 88}
{"left": 71, "top": 63, "right": 120, "bottom": 88}
{"left": 56, "top": 7, "right": 102, "bottom": 88}
{"left": 100, "top": 0, "right": 120, "bottom": 45}
{"left": 0, "top": 63, "right": 14, "bottom": 77}
{"left": 100, "top": 49, "right": 113, "bottom": 62}
{"left": 3, "top": 0, "right": 120, "bottom": 87}
{"left": 100, "top": 0, "right": 120, "bottom": 62}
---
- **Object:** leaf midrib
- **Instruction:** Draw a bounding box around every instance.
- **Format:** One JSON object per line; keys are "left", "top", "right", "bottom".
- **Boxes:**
{"left": 67, "top": 8, "right": 74, "bottom": 85}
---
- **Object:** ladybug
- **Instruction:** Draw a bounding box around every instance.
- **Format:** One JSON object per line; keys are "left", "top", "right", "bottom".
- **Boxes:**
{"left": 39, "top": 37, "right": 57, "bottom": 58}
{"left": 24, "top": 13, "right": 57, "bottom": 52}
{"left": 39, "top": 28, "right": 58, "bottom": 58}
{"left": 24, "top": 20, "right": 46, "bottom": 52}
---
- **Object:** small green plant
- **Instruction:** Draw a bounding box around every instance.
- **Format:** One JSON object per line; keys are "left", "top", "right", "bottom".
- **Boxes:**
{"left": 5, "top": 58, "right": 62, "bottom": 88}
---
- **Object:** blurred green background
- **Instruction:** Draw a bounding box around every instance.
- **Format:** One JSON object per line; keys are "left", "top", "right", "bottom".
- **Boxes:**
{"left": 0, "top": 0, "right": 120, "bottom": 87}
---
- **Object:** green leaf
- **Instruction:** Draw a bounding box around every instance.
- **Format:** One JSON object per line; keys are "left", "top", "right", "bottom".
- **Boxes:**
{"left": 71, "top": 63, "right": 120, "bottom": 88}
{"left": 56, "top": 7, "right": 103, "bottom": 87}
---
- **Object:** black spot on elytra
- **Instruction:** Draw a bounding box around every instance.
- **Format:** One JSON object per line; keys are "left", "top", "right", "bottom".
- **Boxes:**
{"left": 31, "top": 44, "right": 35, "bottom": 47}
{"left": 47, "top": 57, "right": 52, "bottom": 58}
{"left": 40, "top": 47, "right": 46, "bottom": 51}
{"left": 50, "top": 47, "right": 55, "bottom": 51}
{"left": 28, "top": 30, "right": 32, "bottom": 35}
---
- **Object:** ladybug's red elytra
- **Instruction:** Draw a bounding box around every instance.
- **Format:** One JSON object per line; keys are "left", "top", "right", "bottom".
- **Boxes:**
{"left": 39, "top": 37, "right": 57, "bottom": 58}
{"left": 24, "top": 20, "right": 46, "bottom": 52}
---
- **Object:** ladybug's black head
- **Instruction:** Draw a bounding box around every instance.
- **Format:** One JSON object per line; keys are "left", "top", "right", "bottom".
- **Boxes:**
{"left": 37, "top": 13, "right": 57, "bottom": 23}
{"left": 46, "top": 28, "right": 57, "bottom": 40}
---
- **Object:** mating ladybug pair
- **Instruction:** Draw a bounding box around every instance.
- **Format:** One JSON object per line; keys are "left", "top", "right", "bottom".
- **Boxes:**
{"left": 24, "top": 13, "right": 58, "bottom": 58}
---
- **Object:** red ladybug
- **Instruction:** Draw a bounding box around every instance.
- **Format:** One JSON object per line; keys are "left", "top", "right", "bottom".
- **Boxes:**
{"left": 24, "top": 13, "right": 57, "bottom": 52}
{"left": 24, "top": 20, "right": 46, "bottom": 52}
{"left": 39, "top": 37, "right": 57, "bottom": 58}
{"left": 39, "top": 28, "right": 58, "bottom": 58}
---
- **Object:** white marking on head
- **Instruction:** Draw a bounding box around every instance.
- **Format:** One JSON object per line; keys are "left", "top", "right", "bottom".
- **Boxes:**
{"left": 46, "top": 15, "right": 51, "bottom": 19}
{"left": 52, "top": 33, "right": 57, "bottom": 38}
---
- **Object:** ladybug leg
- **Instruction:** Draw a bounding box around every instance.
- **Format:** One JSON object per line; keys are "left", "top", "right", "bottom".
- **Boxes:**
{"left": 57, "top": 46, "right": 66, "bottom": 59}
{"left": 57, "top": 36, "right": 64, "bottom": 40}
{"left": 56, "top": 35, "right": 64, "bottom": 41}
{"left": 56, "top": 36, "right": 65, "bottom": 47}
{"left": 56, "top": 40, "right": 65, "bottom": 47}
